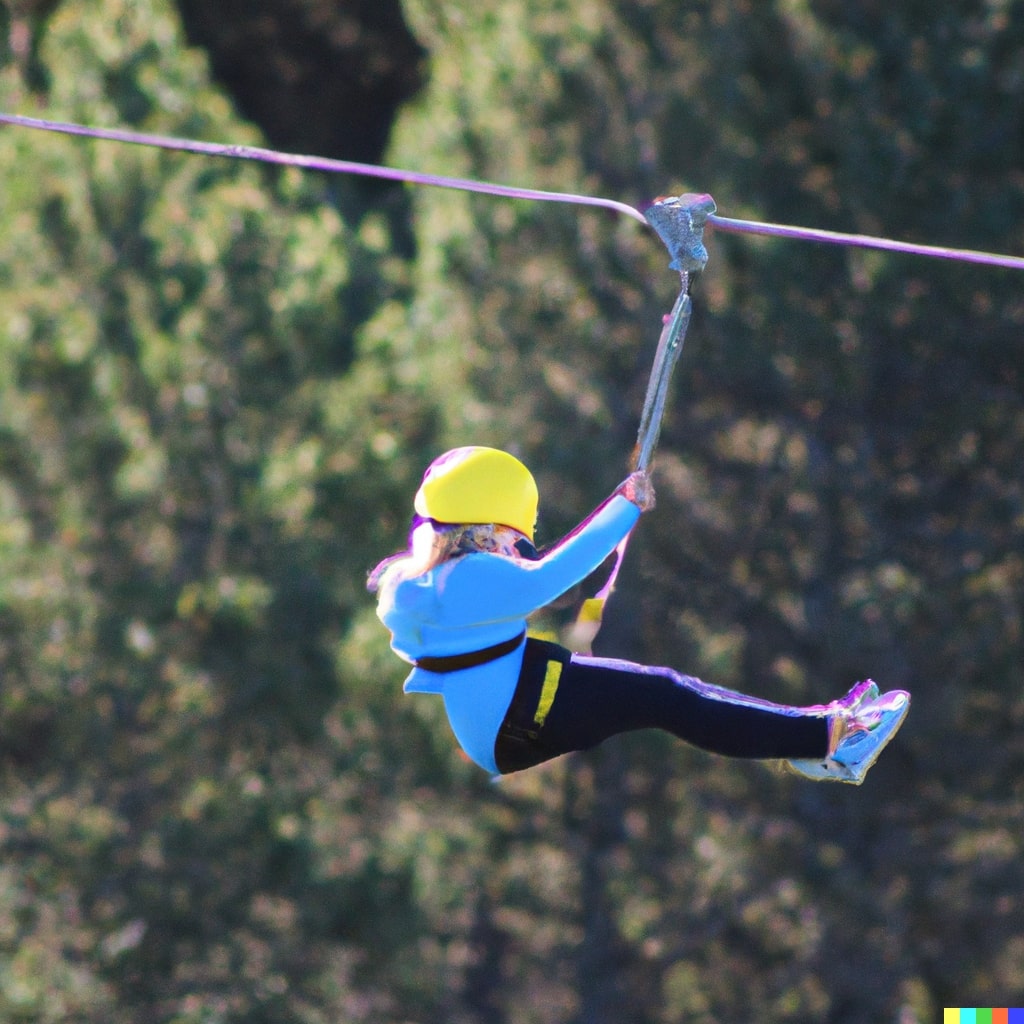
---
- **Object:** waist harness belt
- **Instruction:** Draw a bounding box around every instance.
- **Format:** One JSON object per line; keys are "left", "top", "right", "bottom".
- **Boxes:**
{"left": 414, "top": 631, "right": 526, "bottom": 673}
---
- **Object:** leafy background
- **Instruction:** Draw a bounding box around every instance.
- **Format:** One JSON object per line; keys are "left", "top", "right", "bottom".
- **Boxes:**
{"left": 0, "top": 1, "right": 1022, "bottom": 1021}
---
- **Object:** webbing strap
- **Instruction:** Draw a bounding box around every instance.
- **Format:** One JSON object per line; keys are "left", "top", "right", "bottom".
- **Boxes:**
{"left": 568, "top": 194, "right": 712, "bottom": 651}
{"left": 565, "top": 533, "right": 633, "bottom": 654}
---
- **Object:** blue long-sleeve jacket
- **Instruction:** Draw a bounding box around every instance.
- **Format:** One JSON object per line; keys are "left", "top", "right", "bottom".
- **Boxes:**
{"left": 375, "top": 492, "right": 641, "bottom": 773}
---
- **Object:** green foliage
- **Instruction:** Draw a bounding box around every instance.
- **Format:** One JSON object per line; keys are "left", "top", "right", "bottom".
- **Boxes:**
{"left": 1, "top": 0, "right": 1023, "bottom": 1022}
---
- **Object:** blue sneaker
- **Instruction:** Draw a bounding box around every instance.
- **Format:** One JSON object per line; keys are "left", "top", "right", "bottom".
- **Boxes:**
{"left": 788, "top": 683, "right": 910, "bottom": 785}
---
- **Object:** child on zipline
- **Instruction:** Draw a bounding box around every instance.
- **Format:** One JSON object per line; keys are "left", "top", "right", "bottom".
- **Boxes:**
{"left": 370, "top": 446, "right": 909, "bottom": 782}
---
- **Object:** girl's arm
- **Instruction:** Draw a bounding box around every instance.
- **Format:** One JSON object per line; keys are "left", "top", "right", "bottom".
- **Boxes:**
{"left": 437, "top": 483, "right": 646, "bottom": 623}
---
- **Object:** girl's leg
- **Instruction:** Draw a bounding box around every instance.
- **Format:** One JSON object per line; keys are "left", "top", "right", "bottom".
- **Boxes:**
{"left": 548, "top": 653, "right": 830, "bottom": 759}
{"left": 494, "top": 639, "right": 829, "bottom": 773}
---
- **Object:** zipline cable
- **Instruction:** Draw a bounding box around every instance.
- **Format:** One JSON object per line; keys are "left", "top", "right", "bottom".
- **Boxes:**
{"left": 3, "top": 111, "right": 1024, "bottom": 271}
{"left": 707, "top": 215, "right": 1024, "bottom": 271}
{"left": 0, "top": 112, "right": 649, "bottom": 224}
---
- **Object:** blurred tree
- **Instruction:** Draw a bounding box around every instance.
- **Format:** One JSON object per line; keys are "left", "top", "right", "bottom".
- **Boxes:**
{"left": 1, "top": 0, "right": 1023, "bottom": 1021}
{"left": 173, "top": 0, "right": 427, "bottom": 166}
{"left": 1, "top": 0, "right": 444, "bottom": 1019}
{"left": 0, "top": 0, "right": 63, "bottom": 91}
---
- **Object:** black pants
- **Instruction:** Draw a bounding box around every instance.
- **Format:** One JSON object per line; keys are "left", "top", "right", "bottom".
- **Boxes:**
{"left": 494, "top": 638, "right": 830, "bottom": 775}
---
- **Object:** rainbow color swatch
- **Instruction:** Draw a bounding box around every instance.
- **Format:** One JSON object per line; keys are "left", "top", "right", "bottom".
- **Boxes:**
{"left": 943, "top": 1011, "right": 1024, "bottom": 1023}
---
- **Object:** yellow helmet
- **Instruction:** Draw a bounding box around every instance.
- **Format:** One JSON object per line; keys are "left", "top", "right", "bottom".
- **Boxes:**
{"left": 414, "top": 446, "right": 539, "bottom": 539}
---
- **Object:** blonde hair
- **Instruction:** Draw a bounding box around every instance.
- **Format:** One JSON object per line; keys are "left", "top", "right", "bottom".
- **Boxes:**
{"left": 367, "top": 521, "right": 528, "bottom": 593}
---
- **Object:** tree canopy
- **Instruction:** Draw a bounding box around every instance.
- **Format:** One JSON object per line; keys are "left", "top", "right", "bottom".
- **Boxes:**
{"left": 0, "top": 1, "right": 1022, "bottom": 1021}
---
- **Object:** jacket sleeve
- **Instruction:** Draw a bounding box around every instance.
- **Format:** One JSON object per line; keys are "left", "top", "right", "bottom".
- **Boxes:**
{"left": 432, "top": 492, "right": 641, "bottom": 625}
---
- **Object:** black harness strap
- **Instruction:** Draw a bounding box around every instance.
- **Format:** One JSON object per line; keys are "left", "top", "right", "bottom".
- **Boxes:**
{"left": 414, "top": 631, "right": 526, "bottom": 673}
